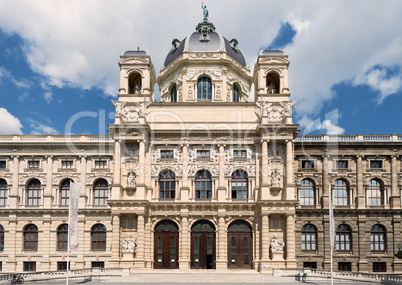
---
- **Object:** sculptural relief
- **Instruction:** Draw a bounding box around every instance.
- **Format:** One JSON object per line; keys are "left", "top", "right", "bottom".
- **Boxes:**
{"left": 127, "top": 172, "right": 136, "bottom": 188}
{"left": 122, "top": 236, "right": 137, "bottom": 253}
{"left": 270, "top": 235, "right": 285, "bottom": 253}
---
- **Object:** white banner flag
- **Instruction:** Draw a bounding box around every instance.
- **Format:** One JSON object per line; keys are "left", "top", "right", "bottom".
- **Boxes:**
{"left": 329, "top": 183, "right": 335, "bottom": 252}
{"left": 69, "top": 182, "right": 81, "bottom": 252}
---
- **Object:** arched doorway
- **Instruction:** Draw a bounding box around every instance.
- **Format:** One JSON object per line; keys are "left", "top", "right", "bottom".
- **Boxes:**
{"left": 191, "top": 220, "right": 216, "bottom": 269}
{"left": 154, "top": 220, "right": 179, "bottom": 269}
{"left": 228, "top": 220, "right": 252, "bottom": 268}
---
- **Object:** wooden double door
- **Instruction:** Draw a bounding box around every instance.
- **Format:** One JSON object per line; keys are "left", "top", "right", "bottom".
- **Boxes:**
{"left": 154, "top": 221, "right": 179, "bottom": 269}
{"left": 227, "top": 221, "right": 253, "bottom": 269}
{"left": 191, "top": 232, "right": 215, "bottom": 269}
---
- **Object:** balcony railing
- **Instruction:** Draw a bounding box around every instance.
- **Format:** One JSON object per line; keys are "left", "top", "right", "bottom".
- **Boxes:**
{"left": 295, "top": 134, "right": 402, "bottom": 142}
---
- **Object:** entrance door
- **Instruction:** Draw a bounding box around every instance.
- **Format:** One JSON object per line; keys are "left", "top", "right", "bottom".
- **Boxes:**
{"left": 227, "top": 220, "right": 252, "bottom": 269}
{"left": 154, "top": 220, "right": 179, "bottom": 269}
{"left": 191, "top": 220, "right": 216, "bottom": 269}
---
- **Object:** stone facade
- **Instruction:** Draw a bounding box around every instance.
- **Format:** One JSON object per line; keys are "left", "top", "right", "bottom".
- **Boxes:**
{"left": 0, "top": 16, "right": 401, "bottom": 274}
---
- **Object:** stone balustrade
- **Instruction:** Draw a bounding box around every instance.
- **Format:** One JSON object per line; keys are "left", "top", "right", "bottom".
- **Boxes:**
{"left": 295, "top": 134, "right": 402, "bottom": 142}
{"left": 0, "top": 135, "right": 114, "bottom": 143}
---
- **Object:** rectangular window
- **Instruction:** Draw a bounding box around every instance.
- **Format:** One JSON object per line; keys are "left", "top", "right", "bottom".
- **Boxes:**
{"left": 301, "top": 160, "right": 314, "bottom": 169}
{"left": 95, "top": 160, "right": 107, "bottom": 168}
{"left": 0, "top": 161, "right": 6, "bottom": 169}
{"left": 303, "top": 262, "right": 317, "bottom": 269}
{"left": 62, "top": 161, "right": 74, "bottom": 169}
{"left": 197, "top": 150, "right": 210, "bottom": 159}
{"left": 370, "top": 160, "right": 382, "bottom": 169}
{"left": 373, "top": 262, "right": 386, "bottom": 272}
{"left": 28, "top": 161, "right": 39, "bottom": 169}
{"left": 0, "top": 184, "right": 7, "bottom": 207}
{"left": 336, "top": 160, "right": 348, "bottom": 169}
{"left": 91, "top": 261, "right": 104, "bottom": 268}
{"left": 57, "top": 261, "right": 70, "bottom": 271}
{"left": 338, "top": 262, "right": 352, "bottom": 271}
{"left": 23, "top": 262, "right": 36, "bottom": 272}
{"left": 0, "top": 261, "right": 2, "bottom": 271}
{"left": 233, "top": 150, "right": 247, "bottom": 160}
{"left": 161, "top": 150, "right": 174, "bottom": 159}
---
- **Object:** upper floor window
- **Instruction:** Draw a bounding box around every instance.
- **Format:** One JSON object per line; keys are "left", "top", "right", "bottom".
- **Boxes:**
{"left": 333, "top": 179, "right": 349, "bottom": 206}
{"left": 24, "top": 224, "right": 38, "bottom": 251}
{"left": 159, "top": 170, "right": 176, "bottom": 199}
{"left": 301, "top": 160, "right": 314, "bottom": 169}
{"left": 62, "top": 161, "right": 74, "bottom": 169}
{"left": 0, "top": 179, "right": 7, "bottom": 206}
{"left": 197, "top": 150, "right": 210, "bottom": 159}
{"left": 233, "top": 150, "right": 247, "bottom": 160}
{"left": 0, "top": 161, "right": 6, "bottom": 169}
{"left": 232, "top": 84, "right": 240, "bottom": 102}
{"left": 161, "top": 150, "right": 174, "bottom": 160}
{"left": 370, "top": 160, "right": 383, "bottom": 169}
{"left": 371, "top": 224, "right": 386, "bottom": 251}
{"left": 57, "top": 224, "right": 68, "bottom": 251}
{"left": 28, "top": 161, "right": 39, "bottom": 169}
{"left": 231, "top": 170, "right": 248, "bottom": 199}
{"left": 336, "top": 160, "right": 348, "bottom": 169}
{"left": 128, "top": 72, "right": 141, "bottom": 94}
{"left": 336, "top": 224, "right": 351, "bottom": 251}
{"left": 91, "top": 224, "right": 106, "bottom": 251}
{"left": 93, "top": 179, "right": 109, "bottom": 206}
{"left": 367, "top": 179, "right": 383, "bottom": 206}
{"left": 197, "top": 77, "right": 212, "bottom": 100}
{"left": 27, "top": 179, "right": 41, "bottom": 206}
{"left": 60, "top": 179, "right": 72, "bottom": 206}
{"left": 0, "top": 224, "right": 4, "bottom": 252}
{"left": 301, "top": 224, "right": 317, "bottom": 251}
{"left": 195, "top": 170, "right": 212, "bottom": 199}
{"left": 95, "top": 160, "right": 107, "bottom": 169}
{"left": 299, "top": 179, "right": 315, "bottom": 206}
{"left": 170, "top": 84, "right": 177, "bottom": 102}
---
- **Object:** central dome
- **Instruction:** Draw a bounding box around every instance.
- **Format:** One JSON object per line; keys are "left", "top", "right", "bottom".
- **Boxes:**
{"left": 164, "top": 20, "right": 247, "bottom": 67}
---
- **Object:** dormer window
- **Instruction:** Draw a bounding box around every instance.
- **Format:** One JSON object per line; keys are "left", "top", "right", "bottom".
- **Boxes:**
{"left": 197, "top": 77, "right": 212, "bottom": 100}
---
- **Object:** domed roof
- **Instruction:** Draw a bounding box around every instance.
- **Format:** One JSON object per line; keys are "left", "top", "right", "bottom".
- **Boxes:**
{"left": 164, "top": 20, "right": 247, "bottom": 67}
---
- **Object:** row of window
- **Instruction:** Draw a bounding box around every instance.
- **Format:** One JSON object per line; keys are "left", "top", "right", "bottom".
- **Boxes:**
{"left": 301, "top": 224, "right": 386, "bottom": 251}
{"left": 0, "top": 261, "right": 105, "bottom": 272}
{"left": 0, "top": 178, "right": 109, "bottom": 207}
{"left": 303, "top": 261, "right": 387, "bottom": 273}
{"left": 299, "top": 178, "right": 385, "bottom": 206}
{"left": 0, "top": 223, "right": 106, "bottom": 252}
{"left": 301, "top": 159, "right": 384, "bottom": 169}
{"left": 0, "top": 160, "right": 108, "bottom": 170}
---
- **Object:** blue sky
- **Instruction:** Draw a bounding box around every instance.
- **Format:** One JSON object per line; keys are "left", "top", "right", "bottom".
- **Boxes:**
{"left": 0, "top": 1, "right": 402, "bottom": 136}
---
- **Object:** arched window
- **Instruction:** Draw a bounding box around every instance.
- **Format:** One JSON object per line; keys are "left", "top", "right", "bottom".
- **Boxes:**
{"left": 371, "top": 224, "right": 386, "bottom": 251}
{"left": 336, "top": 224, "right": 351, "bottom": 251}
{"left": 128, "top": 72, "right": 142, "bottom": 94}
{"left": 27, "top": 179, "right": 41, "bottom": 206}
{"left": 266, "top": 72, "right": 280, "bottom": 94}
{"left": 57, "top": 224, "right": 68, "bottom": 251}
{"left": 93, "top": 179, "right": 109, "bottom": 206}
{"left": 301, "top": 224, "right": 316, "bottom": 251}
{"left": 170, "top": 85, "right": 177, "bottom": 102}
{"left": 195, "top": 170, "right": 212, "bottom": 199}
{"left": 60, "top": 179, "right": 73, "bottom": 206}
{"left": 159, "top": 170, "right": 176, "bottom": 199}
{"left": 91, "top": 224, "right": 106, "bottom": 251}
{"left": 0, "top": 224, "right": 4, "bottom": 252}
{"left": 231, "top": 170, "right": 248, "bottom": 199}
{"left": 232, "top": 84, "right": 240, "bottom": 102}
{"left": 299, "top": 179, "right": 315, "bottom": 206}
{"left": 24, "top": 224, "right": 38, "bottom": 251}
{"left": 334, "top": 179, "right": 349, "bottom": 206}
{"left": 367, "top": 179, "right": 383, "bottom": 206}
{"left": 0, "top": 179, "right": 7, "bottom": 206}
{"left": 197, "top": 77, "right": 212, "bottom": 100}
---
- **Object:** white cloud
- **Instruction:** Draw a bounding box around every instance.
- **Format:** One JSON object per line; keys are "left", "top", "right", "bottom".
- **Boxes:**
{"left": 0, "top": 108, "right": 23, "bottom": 135}
{"left": 27, "top": 119, "right": 58, "bottom": 135}
{"left": 43, "top": 91, "right": 53, "bottom": 103}
{"left": 0, "top": 1, "right": 401, "bottom": 118}
{"left": 0, "top": 66, "right": 31, "bottom": 89}
{"left": 299, "top": 109, "right": 344, "bottom": 135}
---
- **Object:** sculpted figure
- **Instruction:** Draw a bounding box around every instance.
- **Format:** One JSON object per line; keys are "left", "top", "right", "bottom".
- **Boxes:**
{"left": 122, "top": 235, "right": 137, "bottom": 253}
{"left": 111, "top": 100, "right": 126, "bottom": 116}
{"left": 127, "top": 172, "right": 136, "bottom": 188}
{"left": 201, "top": 2, "right": 209, "bottom": 20}
{"left": 271, "top": 169, "right": 280, "bottom": 187}
{"left": 271, "top": 234, "right": 285, "bottom": 253}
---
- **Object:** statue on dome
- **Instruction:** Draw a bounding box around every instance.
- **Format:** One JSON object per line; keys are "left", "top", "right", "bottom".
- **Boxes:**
{"left": 201, "top": 2, "right": 209, "bottom": 20}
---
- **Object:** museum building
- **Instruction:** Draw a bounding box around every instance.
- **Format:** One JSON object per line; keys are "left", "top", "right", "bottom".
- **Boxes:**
{"left": 0, "top": 13, "right": 401, "bottom": 274}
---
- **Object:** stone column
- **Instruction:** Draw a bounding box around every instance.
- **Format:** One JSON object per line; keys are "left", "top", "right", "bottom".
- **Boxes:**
{"left": 285, "top": 140, "right": 295, "bottom": 200}
{"left": 356, "top": 156, "right": 365, "bottom": 209}
{"left": 217, "top": 145, "right": 226, "bottom": 202}
{"left": 135, "top": 214, "right": 145, "bottom": 268}
{"left": 390, "top": 156, "right": 400, "bottom": 208}
{"left": 261, "top": 215, "right": 270, "bottom": 268}
{"left": 179, "top": 214, "right": 190, "bottom": 269}
{"left": 180, "top": 144, "right": 190, "bottom": 201}
{"left": 216, "top": 213, "right": 227, "bottom": 269}
{"left": 261, "top": 141, "right": 269, "bottom": 185}
{"left": 111, "top": 214, "right": 120, "bottom": 260}
{"left": 10, "top": 156, "right": 19, "bottom": 207}
{"left": 322, "top": 155, "right": 329, "bottom": 208}
{"left": 286, "top": 214, "right": 296, "bottom": 268}
{"left": 79, "top": 156, "right": 87, "bottom": 207}
{"left": 43, "top": 156, "right": 53, "bottom": 208}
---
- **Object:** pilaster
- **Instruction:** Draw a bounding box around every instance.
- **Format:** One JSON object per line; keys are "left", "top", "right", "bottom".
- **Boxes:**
{"left": 260, "top": 214, "right": 270, "bottom": 270}
{"left": 390, "top": 156, "right": 401, "bottom": 208}
{"left": 10, "top": 156, "right": 19, "bottom": 207}
{"left": 179, "top": 214, "right": 190, "bottom": 269}
{"left": 44, "top": 156, "right": 53, "bottom": 208}
{"left": 285, "top": 214, "right": 296, "bottom": 268}
{"left": 356, "top": 156, "right": 365, "bottom": 209}
{"left": 216, "top": 213, "right": 227, "bottom": 269}
{"left": 322, "top": 155, "right": 329, "bottom": 208}
{"left": 134, "top": 214, "right": 145, "bottom": 268}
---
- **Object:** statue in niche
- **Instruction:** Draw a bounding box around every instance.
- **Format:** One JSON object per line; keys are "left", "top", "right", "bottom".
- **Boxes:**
{"left": 111, "top": 100, "right": 126, "bottom": 116}
{"left": 122, "top": 235, "right": 137, "bottom": 253}
{"left": 131, "top": 82, "right": 141, "bottom": 94}
{"left": 270, "top": 235, "right": 285, "bottom": 253}
{"left": 127, "top": 172, "right": 136, "bottom": 188}
{"left": 267, "top": 82, "right": 276, "bottom": 94}
{"left": 271, "top": 169, "right": 280, "bottom": 187}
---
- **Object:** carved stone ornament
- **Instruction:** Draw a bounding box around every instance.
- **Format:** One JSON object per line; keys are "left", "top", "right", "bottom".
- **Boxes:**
{"left": 186, "top": 70, "right": 222, "bottom": 81}
{"left": 270, "top": 235, "right": 285, "bottom": 253}
{"left": 255, "top": 102, "right": 272, "bottom": 117}
{"left": 111, "top": 100, "right": 126, "bottom": 116}
{"left": 224, "top": 165, "right": 256, "bottom": 176}
{"left": 127, "top": 172, "right": 136, "bottom": 188}
{"left": 271, "top": 169, "right": 281, "bottom": 187}
{"left": 224, "top": 149, "right": 233, "bottom": 163}
{"left": 122, "top": 236, "right": 137, "bottom": 253}
{"left": 280, "top": 101, "right": 295, "bottom": 116}
{"left": 122, "top": 107, "right": 140, "bottom": 123}
{"left": 188, "top": 164, "right": 218, "bottom": 176}
{"left": 267, "top": 107, "right": 284, "bottom": 123}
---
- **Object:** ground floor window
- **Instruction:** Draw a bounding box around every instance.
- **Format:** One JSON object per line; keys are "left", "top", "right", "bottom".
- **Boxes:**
{"left": 23, "top": 261, "right": 36, "bottom": 272}
{"left": 373, "top": 262, "right": 386, "bottom": 272}
{"left": 303, "top": 262, "right": 317, "bottom": 269}
{"left": 57, "top": 261, "right": 70, "bottom": 271}
{"left": 338, "top": 262, "right": 351, "bottom": 271}
{"left": 91, "top": 261, "right": 104, "bottom": 268}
